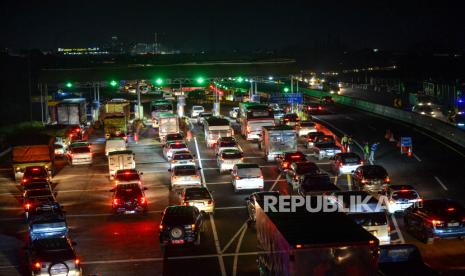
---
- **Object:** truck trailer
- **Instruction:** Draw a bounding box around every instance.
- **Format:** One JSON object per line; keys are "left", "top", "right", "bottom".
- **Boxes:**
{"left": 255, "top": 200, "right": 380, "bottom": 276}
{"left": 56, "top": 98, "right": 87, "bottom": 125}
{"left": 260, "top": 125, "right": 297, "bottom": 162}
{"left": 204, "top": 117, "right": 232, "bottom": 148}
{"left": 158, "top": 113, "right": 180, "bottom": 141}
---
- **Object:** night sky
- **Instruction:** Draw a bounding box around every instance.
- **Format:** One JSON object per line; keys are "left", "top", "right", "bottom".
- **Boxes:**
{"left": 1, "top": 0, "right": 463, "bottom": 52}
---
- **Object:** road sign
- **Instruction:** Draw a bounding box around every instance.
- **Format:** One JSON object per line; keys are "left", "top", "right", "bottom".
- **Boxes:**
{"left": 270, "top": 93, "right": 302, "bottom": 104}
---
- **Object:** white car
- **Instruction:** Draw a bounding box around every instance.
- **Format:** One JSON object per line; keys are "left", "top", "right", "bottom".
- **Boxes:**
{"left": 191, "top": 106, "right": 205, "bottom": 118}
{"left": 384, "top": 185, "right": 421, "bottom": 214}
{"left": 297, "top": 121, "right": 317, "bottom": 137}
{"left": 179, "top": 187, "right": 215, "bottom": 214}
{"left": 169, "top": 165, "right": 202, "bottom": 190}
{"left": 229, "top": 107, "right": 239, "bottom": 119}
{"left": 197, "top": 112, "right": 212, "bottom": 125}
{"left": 67, "top": 146, "right": 92, "bottom": 165}
{"left": 231, "top": 163, "right": 264, "bottom": 192}
{"left": 214, "top": 137, "right": 241, "bottom": 155}
{"left": 105, "top": 137, "right": 126, "bottom": 156}
{"left": 163, "top": 142, "right": 189, "bottom": 160}
{"left": 171, "top": 151, "right": 196, "bottom": 169}
{"left": 330, "top": 152, "right": 363, "bottom": 176}
{"left": 217, "top": 148, "right": 243, "bottom": 173}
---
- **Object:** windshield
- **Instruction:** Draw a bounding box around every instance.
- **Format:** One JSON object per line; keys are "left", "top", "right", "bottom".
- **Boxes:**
{"left": 116, "top": 184, "right": 142, "bottom": 197}
{"left": 363, "top": 166, "right": 387, "bottom": 178}
{"left": 296, "top": 163, "right": 319, "bottom": 174}
{"left": 348, "top": 212, "right": 388, "bottom": 226}
{"left": 27, "top": 189, "right": 53, "bottom": 197}
{"left": 237, "top": 168, "right": 261, "bottom": 178}
{"left": 185, "top": 189, "right": 211, "bottom": 200}
{"left": 25, "top": 182, "right": 49, "bottom": 190}
{"left": 174, "top": 167, "right": 197, "bottom": 176}
{"left": 219, "top": 141, "right": 237, "bottom": 147}
{"left": 270, "top": 133, "right": 296, "bottom": 151}
{"left": 71, "top": 147, "right": 90, "bottom": 153}
{"left": 173, "top": 154, "right": 193, "bottom": 160}
{"left": 342, "top": 155, "right": 361, "bottom": 164}
{"left": 193, "top": 106, "right": 204, "bottom": 110}
{"left": 300, "top": 122, "right": 315, "bottom": 127}
{"left": 152, "top": 104, "right": 172, "bottom": 112}
{"left": 170, "top": 143, "right": 187, "bottom": 149}
{"left": 166, "top": 134, "right": 183, "bottom": 140}
{"left": 391, "top": 190, "right": 419, "bottom": 200}
{"left": 301, "top": 176, "right": 333, "bottom": 192}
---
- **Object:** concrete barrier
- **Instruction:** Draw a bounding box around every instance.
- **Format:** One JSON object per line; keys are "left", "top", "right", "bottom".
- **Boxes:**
{"left": 301, "top": 88, "right": 465, "bottom": 148}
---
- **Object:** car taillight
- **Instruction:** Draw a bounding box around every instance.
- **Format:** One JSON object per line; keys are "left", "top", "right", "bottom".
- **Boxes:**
{"left": 34, "top": 261, "right": 41, "bottom": 269}
{"left": 259, "top": 175, "right": 263, "bottom": 179}
{"left": 25, "top": 203, "right": 31, "bottom": 210}
{"left": 235, "top": 176, "right": 241, "bottom": 180}
{"left": 431, "top": 220, "right": 444, "bottom": 227}
{"left": 114, "top": 180, "right": 119, "bottom": 185}
{"left": 360, "top": 161, "right": 364, "bottom": 165}
{"left": 75, "top": 258, "right": 80, "bottom": 265}
{"left": 247, "top": 126, "right": 251, "bottom": 133}
{"left": 361, "top": 179, "right": 368, "bottom": 184}
{"left": 139, "top": 197, "right": 146, "bottom": 204}
{"left": 385, "top": 176, "right": 391, "bottom": 183}
{"left": 184, "top": 202, "right": 190, "bottom": 206}
{"left": 282, "top": 162, "right": 289, "bottom": 168}
{"left": 207, "top": 199, "right": 213, "bottom": 205}
{"left": 113, "top": 198, "right": 120, "bottom": 205}
{"left": 159, "top": 224, "right": 163, "bottom": 230}
{"left": 193, "top": 175, "right": 200, "bottom": 178}
{"left": 318, "top": 106, "right": 322, "bottom": 110}
{"left": 22, "top": 178, "right": 28, "bottom": 183}
{"left": 191, "top": 224, "right": 196, "bottom": 230}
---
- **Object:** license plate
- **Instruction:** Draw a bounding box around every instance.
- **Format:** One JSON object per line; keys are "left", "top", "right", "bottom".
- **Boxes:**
{"left": 179, "top": 161, "right": 187, "bottom": 164}
{"left": 125, "top": 210, "right": 136, "bottom": 214}
{"left": 171, "top": 240, "right": 184, "bottom": 244}
{"left": 448, "top": 222, "right": 459, "bottom": 227}
{"left": 194, "top": 203, "right": 204, "bottom": 207}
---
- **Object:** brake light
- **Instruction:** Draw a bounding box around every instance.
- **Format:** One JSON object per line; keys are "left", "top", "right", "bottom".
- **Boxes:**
{"left": 32, "top": 168, "right": 40, "bottom": 172}
{"left": 447, "top": 207, "right": 456, "bottom": 212}
{"left": 282, "top": 162, "right": 289, "bottom": 168}
{"left": 385, "top": 176, "right": 391, "bottom": 183}
{"left": 184, "top": 202, "right": 190, "bottom": 206}
{"left": 247, "top": 126, "right": 251, "bottom": 133}
{"left": 193, "top": 175, "right": 200, "bottom": 178}
{"left": 295, "top": 244, "right": 302, "bottom": 248}
{"left": 235, "top": 176, "right": 241, "bottom": 180}
{"left": 113, "top": 198, "right": 120, "bottom": 205}
{"left": 159, "top": 224, "right": 163, "bottom": 230}
{"left": 34, "top": 262, "right": 41, "bottom": 269}
{"left": 138, "top": 181, "right": 142, "bottom": 185}
{"left": 431, "top": 220, "right": 444, "bottom": 226}
{"left": 22, "top": 179, "right": 28, "bottom": 183}
{"left": 307, "top": 106, "right": 312, "bottom": 111}
{"left": 139, "top": 197, "right": 146, "bottom": 204}
{"left": 25, "top": 203, "right": 31, "bottom": 210}
{"left": 191, "top": 224, "right": 196, "bottom": 231}
{"left": 114, "top": 180, "right": 119, "bottom": 185}
{"left": 259, "top": 175, "right": 263, "bottom": 179}
{"left": 75, "top": 258, "right": 80, "bottom": 265}
{"left": 360, "top": 161, "right": 364, "bottom": 165}
{"left": 318, "top": 106, "right": 322, "bottom": 110}
{"left": 207, "top": 200, "right": 213, "bottom": 205}
{"left": 361, "top": 179, "right": 368, "bottom": 184}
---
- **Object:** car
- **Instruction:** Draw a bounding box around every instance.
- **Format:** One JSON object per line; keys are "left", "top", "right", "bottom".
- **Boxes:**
{"left": 171, "top": 151, "right": 196, "bottom": 169}
{"left": 273, "top": 108, "right": 285, "bottom": 122}
{"left": 26, "top": 237, "right": 82, "bottom": 276}
{"left": 285, "top": 161, "right": 320, "bottom": 191}
{"left": 54, "top": 143, "right": 66, "bottom": 157}
{"left": 280, "top": 113, "right": 300, "bottom": 126}
{"left": 159, "top": 206, "right": 204, "bottom": 246}
{"left": 245, "top": 191, "right": 280, "bottom": 223}
{"left": 179, "top": 187, "right": 215, "bottom": 214}
{"left": 68, "top": 140, "right": 90, "bottom": 149}
{"left": 308, "top": 135, "right": 342, "bottom": 160}
{"left": 23, "top": 188, "right": 57, "bottom": 219}
{"left": 276, "top": 151, "right": 307, "bottom": 173}
{"left": 378, "top": 244, "right": 439, "bottom": 276}
{"left": 231, "top": 163, "right": 264, "bottom": 192}
{"left": 297, "top": 121, "right": 317, "bottom": 137}
{"left": 353, "top": 165, "right": 390, "bottom": 192}
{"left": 297, "top": 173, "right": 339, "bottom": 196}
{"left": 109, "top": 131, "right": 128, "bottom": 142}
{"left": 191, "top": 105, "right": 205, "bottom": 118}
{"left": 217, "top": 148, "right": 243, "bottom": 173}
{"left": 305, "top": 103, "right": 324, "bottom": 114}
{"left": 22, "top": 166, "right": 50, "bottom": 184}
{"left": 23, "top": 180, "right": 52, "bottom": 194}
{"left": 330, "top": 152, "right": 363, "bottom": 176}
{"left": 412, "top": 105, "right": 437, "bottom": 117}
{"left": 197, "top": 112, "right": 213, "bottom": 125}
{"left": 66, "top": 125, "right": 83, "bottom": 142}
{"left": 169, "top": 165, "right": 202, "bottom": 190}
{"left": 163, "top": 133, "right": 184, "bottom": 145}
{"left": 67, "top": 146, "right": 92, "bottom": 166}
{"left": 383, "top": 185, "right": 421, "bottom": 214}
{"left": 229, "top": 107, "right": 239, "bottom": 118}
{"left": 114, "top": 169, "right": 143, "bottom": 186}
{"left": 215, "top": 136, "right": 241, "bottom": 155}
{"left": 163, "top": 141, "right": 189, "bottom": 160}
{"left": 110, "top": 183, "right": 148, "bottom": 215}
{"left": 455, "top": 113, "right": 465, "bottom": 128}
{"left": 320, "top": 96, "right": 334, "bottom": 105}
{"left": 305, "top": 131, "right": 326, "bottom": 148}
{"left": 404, "top": 199, "right": 465, "bottom": 244}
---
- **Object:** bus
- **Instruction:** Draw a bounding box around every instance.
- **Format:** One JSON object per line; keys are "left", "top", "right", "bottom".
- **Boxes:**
{"left": 238, "top": 102, "right": 275, "bottom": 141}
{"left": 150, "top": 99, "right": 174, "bottom": 128}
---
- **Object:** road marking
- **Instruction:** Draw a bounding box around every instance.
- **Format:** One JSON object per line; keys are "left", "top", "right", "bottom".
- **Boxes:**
{"left": 210, "top": 214, "right": 227, "bottom": 276}
{"left": 412, "top": 153, "right": 422, "bottom": 162}
{"left": 221, "top": 222, "right": 247, "bottom": 253}
{"left": 434, "top": 176, "right": 448, "bottom": 191}
{"left": 232, "top": 224, "right": 248, "bottom": 276}
{"left": 346, "top": 174, "right": 352, "bottom": 190}
{"left": 269, "top": 174, "right": 282, "bottom": 191}
{"left": 333, "top": 176, "right": 338, "bottom": 185}
{"left": 193, "top": 137, "right": 206, "bottom": 186}
{"left": 390, "top": 214, "right": 405, "bottom": 244}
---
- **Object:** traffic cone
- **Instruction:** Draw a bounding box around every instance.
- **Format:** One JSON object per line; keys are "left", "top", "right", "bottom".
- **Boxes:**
{"left": 385, "top": 130, "right": 391, "bottom": 140}
{"left": 389, "top": 132, "right": 396, "bottom": 142}
{"left": 134, "top": 132, "right": 139, "bottom": 142}
{"left": 407, "top": 147, "right": 412, "bottom": 157}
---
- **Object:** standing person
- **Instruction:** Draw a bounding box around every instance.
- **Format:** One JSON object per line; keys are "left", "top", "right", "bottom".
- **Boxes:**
{"left": 363, "top": 142, "right": 370, "bottom": 161}
{"left": 369, "top": 142, "right": 380, "bottom": 165}
{"left": 347, "top": 136, "right": 353, "bottom": 152}
{"left": 341, "top": 134, "right": 349, "bottom": 152}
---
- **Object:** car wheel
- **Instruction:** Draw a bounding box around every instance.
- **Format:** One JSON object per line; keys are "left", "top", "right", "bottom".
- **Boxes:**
{"left": 420, "top": 225, "right": 434, "bottom": 244}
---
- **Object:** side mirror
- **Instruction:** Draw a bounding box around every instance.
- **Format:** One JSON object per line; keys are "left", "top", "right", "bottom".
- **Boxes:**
{"left": 197, "top": 167, "right": 202, "bottom": 171}
{"left": 139, "top": 172, "right": 144, "bottom": 175}
{"left": 192, "top": 154, "right": 196, "bottom": 157}
{"left": 144, "top": 187, "right": 148, "bottom": 190}
{"left": 109, "top": 189, "right": 114, "bottom": 192}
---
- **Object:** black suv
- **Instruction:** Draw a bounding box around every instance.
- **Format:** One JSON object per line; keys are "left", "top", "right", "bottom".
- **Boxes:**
{"left": 26, "top": 237, "right": 82, "bottom": 276}
{"left": 110, "top": 183, "right": 148, "bottom": 215}
{"left": 298, "top": 173, "right": 339, "bottom": 196}
{"left": 159, "top": 206, "right": 204, "bottom": 247}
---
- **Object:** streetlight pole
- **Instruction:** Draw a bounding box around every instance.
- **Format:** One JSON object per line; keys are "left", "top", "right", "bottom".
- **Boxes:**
{"left": 136, "top": 80, "right": 142, "bottom": 119}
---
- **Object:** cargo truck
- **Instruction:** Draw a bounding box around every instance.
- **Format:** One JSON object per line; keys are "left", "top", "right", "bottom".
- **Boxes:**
{"left": 259, "top": 125, "right": 297, "bottom": 162}
{"left": 255, "top": 200, "right": 380, "bottom": 276}
{"left": 11, "top": 134, "right": 54, "bottom": 182}
{"left": 158, "top": 113, "right": 179, "bottom": 141}
{"left": 238, "top": 102, "right": 275, "bottom": 141}
{"left": 151, "top": 99, "right": 174, "bottom": 128}
{"left": 108, "top": 150, "right": 136, "bottom": 180}
{"left": 103, "top": 115, "right": 128, "bottom": 139}
{"left": 204, "top": 117, "right": 232, "bottom": 148}
{"left": 56, "top": 98, "right": 87, "bottom": 125}
{"left": 101, "top": 99, "right": 130, "bottom": 121}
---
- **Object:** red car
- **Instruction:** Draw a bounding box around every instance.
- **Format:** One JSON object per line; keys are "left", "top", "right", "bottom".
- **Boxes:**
{"left": 22, "top": 166, "right": 49, "bottom": 184}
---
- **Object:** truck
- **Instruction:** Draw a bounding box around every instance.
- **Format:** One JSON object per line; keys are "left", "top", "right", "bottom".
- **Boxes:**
{"left": 204, "top": 117, "right": 232, "bottom": 148}
{"left": 158, "top": 113, "right": 179, "bottom": 141}
{"left": 108, "top": 150, "right": 136, "bottom": 180}
{"left": 101, "top": 99, "right": 130, "bottom": 120}
{"left": 103, "top": 115, "right": 128, "bottom": 139}
{"left": 151, "top": 99, "right": 174, "bottom": 128}
{"left": 238, "top": 102, "right": 275, "bottom": 141}
{"left": 255, "top": 200, "right": 380, "bottom": 276}
{"left": 259, "top": 125, "right": 297, "bottom": 162}
{"left": 11, "top": 134, "right": 54, "bottom": 182}
{"left": 56, "top": 98, "right": 87, "bottom": 125}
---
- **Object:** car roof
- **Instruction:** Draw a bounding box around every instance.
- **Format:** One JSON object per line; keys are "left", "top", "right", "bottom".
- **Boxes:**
{"left": 236, "top": 163, "right": 259, "bottom": 169}
{"left": 388, "top": 185, "right": 416, "bottom": 191}
{"left": 184, "top": 187, "right": 209, "bottom": 193}
{"left": 164, "top": 205, "right": 196, "bottom": 216}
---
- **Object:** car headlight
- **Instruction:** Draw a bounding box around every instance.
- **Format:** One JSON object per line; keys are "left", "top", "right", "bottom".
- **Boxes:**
{"left": 15, "top": 167, "right": 21, "bottom": 172}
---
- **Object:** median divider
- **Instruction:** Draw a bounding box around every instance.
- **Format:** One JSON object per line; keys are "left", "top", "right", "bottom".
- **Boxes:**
{"left": 301, "top": 88, "right": 465, "bottom": 149}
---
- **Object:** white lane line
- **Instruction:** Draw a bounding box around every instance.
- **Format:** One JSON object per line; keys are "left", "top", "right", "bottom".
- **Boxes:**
{"left": 412, "top": 153, "right": 422, "bottom": 162}
{"left": 434, "top": 176, "right": 448, "bottom": 191}
{"left": 209, "top": 214, "right": 227, "bottom": 276}
{"left": 193, "top": 137, "right": 206, "bottom": 186}
{"left": 269, "top": 174, "right": 282, "bottom": 191}
{"left": 391, "top": 215, "right": 405, "bottom": 244}
{"left": 232, "top": 225, "right": 248, "bottom": 276}
{"left": 221, "top": 222, "right": 247, "bottom": 253}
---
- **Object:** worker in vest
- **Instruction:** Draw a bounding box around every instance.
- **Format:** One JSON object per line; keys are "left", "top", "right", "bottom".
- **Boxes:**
{"left": 363, "top": 142, "right": 370, "bottom": 161}
{"left": 341, "top": 135, "right": 349, "bottom": 152}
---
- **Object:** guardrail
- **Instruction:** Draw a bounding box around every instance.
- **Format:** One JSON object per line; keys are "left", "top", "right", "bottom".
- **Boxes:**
{"left": 301, "top": 88, "right": 465, "bottom": 148}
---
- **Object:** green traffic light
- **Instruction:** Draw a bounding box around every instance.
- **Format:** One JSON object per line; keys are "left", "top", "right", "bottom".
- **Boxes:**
{"left": 155, "top": 78, "right": 163, "bottom": 85}
{"left": 237, "top": 77, "right": 244, "bottom": 83}
{"left": 66, "top": 82, "right": 73, "bottom": 88}
{"left": 110, "top": 80, "right": 118, "bottom": 87}
{"left": 284, "top": 87, "right": 290, "bottom": 92}
{"left": 196, "top": 77, "right": 205, "bottom": 84}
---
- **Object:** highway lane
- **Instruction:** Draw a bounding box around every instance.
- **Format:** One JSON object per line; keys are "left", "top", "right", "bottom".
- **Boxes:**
{"left": 0, "top": 100, "right": 464, "bottom": 275}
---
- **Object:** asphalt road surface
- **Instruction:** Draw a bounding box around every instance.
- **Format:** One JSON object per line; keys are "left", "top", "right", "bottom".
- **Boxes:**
{"left": 0, "top": 100, "right": 464, "bottom": 276}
